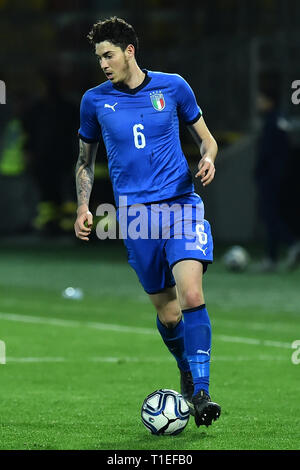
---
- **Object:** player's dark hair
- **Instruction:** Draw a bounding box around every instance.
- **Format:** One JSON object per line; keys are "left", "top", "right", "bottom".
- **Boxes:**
{"left": 87, "top": 17, "right": 139, "bottom": 56}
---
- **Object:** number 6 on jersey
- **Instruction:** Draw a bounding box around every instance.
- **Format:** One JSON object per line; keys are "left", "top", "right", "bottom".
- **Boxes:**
{"left": 133, "top": 123, "right": 146, "bottom": 149}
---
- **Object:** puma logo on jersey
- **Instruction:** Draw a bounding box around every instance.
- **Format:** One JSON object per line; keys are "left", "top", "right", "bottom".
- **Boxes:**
{"left": 197, "top": 245, "right": 208, "bottom": 256}
{"left": 104, "top": 102, "right": 118, "bottom": 112}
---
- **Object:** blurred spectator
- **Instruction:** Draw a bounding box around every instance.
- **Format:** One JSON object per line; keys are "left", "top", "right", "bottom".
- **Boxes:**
{"left": 0, "top": 93, "right": 27, "bottom": 177}
{"left": 23, "top": 72, "right": 78, "bottom": 235}
{"left": 254, "top": 79, "right": 300, "bottom": 271}
{"left": 0, "top": 92, "right": 37, "bottom": 235}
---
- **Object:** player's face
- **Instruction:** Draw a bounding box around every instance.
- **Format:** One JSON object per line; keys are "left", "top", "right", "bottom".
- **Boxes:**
{"left": 95, "top": 41, "right": 130, "bottom": 84}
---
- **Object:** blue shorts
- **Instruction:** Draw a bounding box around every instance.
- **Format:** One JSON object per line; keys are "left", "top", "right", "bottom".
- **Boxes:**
{"left": 117, "top": 192, "right": 213, "bottom": 295}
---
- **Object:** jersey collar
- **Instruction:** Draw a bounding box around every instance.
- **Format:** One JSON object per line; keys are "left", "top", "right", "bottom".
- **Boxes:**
{"left": 112, "top": 69, "right": 151, "bottom": 95}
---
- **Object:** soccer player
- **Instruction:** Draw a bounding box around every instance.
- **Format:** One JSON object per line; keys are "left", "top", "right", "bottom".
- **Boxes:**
{"left": 74, "top": 17, "right": 221, "bottom": 427}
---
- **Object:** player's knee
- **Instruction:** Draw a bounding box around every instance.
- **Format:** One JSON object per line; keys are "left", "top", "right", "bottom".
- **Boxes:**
{"left": 157, "top": 307, "right": 181, "bottom": 328}
{"left": 180, "top": 288, "right": 204, "bottom": 310}
{"left": 162, "top": 318, "right": 181, "bottom": 329}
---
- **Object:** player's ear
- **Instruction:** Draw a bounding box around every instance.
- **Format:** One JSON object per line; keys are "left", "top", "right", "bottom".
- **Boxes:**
{"left": 125, "top": 44, "right": 135, "bottom": 59}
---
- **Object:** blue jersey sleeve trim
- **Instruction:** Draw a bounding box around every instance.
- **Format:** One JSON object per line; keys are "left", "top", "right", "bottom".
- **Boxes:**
{"left": 184, "top": 112, "right": 202, "bottom": 126}
{"left": 78, "top": 133, "right": 100, "bottom": 143}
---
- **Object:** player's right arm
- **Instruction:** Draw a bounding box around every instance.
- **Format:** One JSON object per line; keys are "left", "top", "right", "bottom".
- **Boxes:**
{"left": 75, "top": 89, "right": 101, "bottom": 241}
{"left": 74, "top": 139, "right": 99, "bottom": 241}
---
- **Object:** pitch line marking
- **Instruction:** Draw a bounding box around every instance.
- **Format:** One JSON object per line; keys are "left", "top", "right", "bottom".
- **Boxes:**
{"left": 0, "top": 312, "right": 154, "bottom": 335}
{"left": 0, "top": 311, "right": 292, "bottom": 349}
{"left": 6, "top": 354, "right": 287, "bottom": 363}
{"left": 216, "top": 334, "right": 291, "bottom": 349}
{"left": 6, "top": 357, "right": 66, "bottom": 363}
{"left": 213, "top": 318, "right": 297, "bottom": 333}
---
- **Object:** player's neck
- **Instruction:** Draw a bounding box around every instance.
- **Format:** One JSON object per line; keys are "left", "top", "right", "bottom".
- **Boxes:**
{"left": 123, "top": 65, "right": 145, "bottom": 90}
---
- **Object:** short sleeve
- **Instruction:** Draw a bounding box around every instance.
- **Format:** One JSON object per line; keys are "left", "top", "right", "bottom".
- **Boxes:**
{"left": 175, "top": 75, "right": 202, "bottom": 125}
{"left": 78, "top": 91, "right": 101, "bottom": 142}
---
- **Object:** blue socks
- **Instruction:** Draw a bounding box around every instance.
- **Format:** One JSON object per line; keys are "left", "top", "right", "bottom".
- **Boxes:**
{"left": 182, "top": 304, "right": 211, "bottom": 396}
{"left": 156, "top": 304, "right": 212, "bottom": 397}
{"left": 156, "top": 316, "right": 190, "bottom": 372}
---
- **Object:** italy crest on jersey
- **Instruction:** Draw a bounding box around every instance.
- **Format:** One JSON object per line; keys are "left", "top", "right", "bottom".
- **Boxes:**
{"left": 150, "top": 91, "right": 165, "bottom": 111}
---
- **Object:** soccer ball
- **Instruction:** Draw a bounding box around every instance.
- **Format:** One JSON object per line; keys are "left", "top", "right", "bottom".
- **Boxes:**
{"left": 141, "top": 389, "right": 190, "bottom": 435}
{"left": 223, "top": 245, "right": 249, "bottom": 272}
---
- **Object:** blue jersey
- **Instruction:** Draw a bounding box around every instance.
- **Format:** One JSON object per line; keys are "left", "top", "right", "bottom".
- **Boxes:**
{"left": 78, "top": 70, "right": 202, "bottom": 206}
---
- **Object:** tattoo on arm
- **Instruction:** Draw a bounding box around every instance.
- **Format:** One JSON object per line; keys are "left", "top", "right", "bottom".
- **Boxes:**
{"left": 75, "top": 140, "right": 99, "bottom": 207}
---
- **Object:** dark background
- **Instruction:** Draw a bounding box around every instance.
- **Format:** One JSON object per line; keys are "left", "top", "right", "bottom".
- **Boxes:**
{"left": 0, "top": 0, "right": 299, "bottom": 248}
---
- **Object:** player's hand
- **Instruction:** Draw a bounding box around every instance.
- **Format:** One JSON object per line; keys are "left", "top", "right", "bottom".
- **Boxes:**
{"left": 74, "top": 207, "right": 93, "bottom": 241}
{"left": 195, "top": 155, "right": 216, "bottom": 186}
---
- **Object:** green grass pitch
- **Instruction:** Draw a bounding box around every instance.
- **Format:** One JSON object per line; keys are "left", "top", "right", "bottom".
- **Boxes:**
{"left": 0, "top": 241, "right": 299, "bottom": 450}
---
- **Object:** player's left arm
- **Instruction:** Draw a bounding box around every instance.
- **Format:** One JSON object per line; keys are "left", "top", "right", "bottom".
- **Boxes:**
{"left": 188, "top": 116, "right": 218, "bottom": 186}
